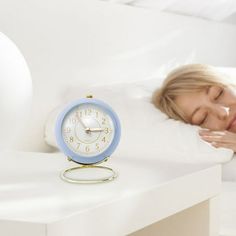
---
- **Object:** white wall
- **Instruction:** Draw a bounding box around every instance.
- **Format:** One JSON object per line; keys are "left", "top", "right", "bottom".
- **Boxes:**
{"left": 0, "top": 0, "right": 236, "bottom": 86}
{"left": 0, "top": 0, "right": 235, "bottom": 151}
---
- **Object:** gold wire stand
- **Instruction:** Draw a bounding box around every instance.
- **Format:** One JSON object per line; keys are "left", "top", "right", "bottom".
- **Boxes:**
{"left": 60, "top": 157, "right": 118, "bottom": 184}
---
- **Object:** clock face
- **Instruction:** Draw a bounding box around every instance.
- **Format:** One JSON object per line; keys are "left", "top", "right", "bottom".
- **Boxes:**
{"left": 62, "top": 104, "right": 115, "bottom": 157}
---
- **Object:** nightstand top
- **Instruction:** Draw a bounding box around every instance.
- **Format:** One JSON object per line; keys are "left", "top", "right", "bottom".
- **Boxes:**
{"left": 0, "top": 150, "right": 221, "bottom": 235}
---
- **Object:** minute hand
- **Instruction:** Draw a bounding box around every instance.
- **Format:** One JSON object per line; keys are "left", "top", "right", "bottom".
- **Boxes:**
{"left": 76, "top": 112, "right": 89, "bottom": 131}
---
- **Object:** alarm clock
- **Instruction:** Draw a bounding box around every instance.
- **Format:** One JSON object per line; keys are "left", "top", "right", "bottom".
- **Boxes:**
{"left": 55, "top": 95, "right": 121, "bottom": 184}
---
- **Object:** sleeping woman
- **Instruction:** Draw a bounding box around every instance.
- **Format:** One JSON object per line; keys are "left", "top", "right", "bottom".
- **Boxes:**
{"left": 152, "top": 64, "right": 236, "bottom": 152}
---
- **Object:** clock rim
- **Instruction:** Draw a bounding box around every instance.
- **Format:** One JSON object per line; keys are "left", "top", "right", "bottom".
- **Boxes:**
{"left": 55, "top": 98, "right": 121, "bottom": 165}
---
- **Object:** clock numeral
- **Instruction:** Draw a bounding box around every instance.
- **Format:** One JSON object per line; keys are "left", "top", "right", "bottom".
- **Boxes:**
{"left": 76, "top": 111, "right": 83, "bottom": 118}
{"left": 102, "top": 118, "right": 106, "bottom": 125}
{"left": 69, "top": 118, "right": 77, "bottom": 124}
{"left": 69, "top": 136, "right": 74, "bottom": 142}
{"left": 76, "top": 142, "right": 80, "bottom": 149}
{"left": 102, "top": 137, "right": 106, "bottom": 142}
{"left": 96, "top": 143, "right": 100, "bottom": 150}
{"left": 63, "top": 127, "right": 71, "bottom": 133}
{"left": 84, "top": 109, "right": 92, "bottom": 116}
{"left": 64, "top": 137, "right": 68, "bottom": 143}
{"left": 85, "top": 146, "right": 90, "bottom": 152}
{"left": 104, "top": 127, "right": 109, "bottom": 134}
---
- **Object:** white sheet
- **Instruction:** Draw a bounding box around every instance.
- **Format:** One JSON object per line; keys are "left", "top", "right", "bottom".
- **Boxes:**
{"left": 222, "top": 155, "right": 236, "bottom": 181}
{"left": 123, "top": 0, "right": 236, "bottom": 21}
{"left": 220, "top": 181, "right": 236, "bottom": 236}
{"left": 219, "top": 154, "right": 236, "bottom": 235}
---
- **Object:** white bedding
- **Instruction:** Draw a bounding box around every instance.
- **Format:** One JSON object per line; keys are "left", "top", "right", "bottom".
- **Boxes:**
{"left": 222, "top": 155, "right": 236, "bottom": 181}
{"left": 44, "top": 74, "right": 234, "bottom": 165}
{"left": 221, "top": 157, "right": 236, "bottom": 236}
{"left": 219, "top": 155, "right": 236, "bottom": 236}
{"left": 220, "top": 181, "right": 236, "bottom": 236}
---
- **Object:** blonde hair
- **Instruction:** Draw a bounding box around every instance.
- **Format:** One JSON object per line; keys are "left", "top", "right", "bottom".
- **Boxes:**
{"left": 152, "top": 64, "right": 231, "bottom": 123}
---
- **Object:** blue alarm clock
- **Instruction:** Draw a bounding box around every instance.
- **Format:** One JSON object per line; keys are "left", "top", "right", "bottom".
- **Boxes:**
{"left": 55, "top": 95, "right": 121, "bottom": 167}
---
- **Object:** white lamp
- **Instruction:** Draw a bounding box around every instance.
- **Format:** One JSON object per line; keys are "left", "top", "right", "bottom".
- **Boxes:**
{"left": 0, "top": 32, "right": 32, "bottom": 150}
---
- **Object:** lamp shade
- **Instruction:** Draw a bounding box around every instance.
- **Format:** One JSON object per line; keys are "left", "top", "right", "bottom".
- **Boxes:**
{"left": 0, "top": 32, "right": 32, "bottom": 150}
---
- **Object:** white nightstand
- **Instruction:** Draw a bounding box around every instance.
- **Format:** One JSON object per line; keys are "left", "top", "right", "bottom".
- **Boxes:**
{"left": 0, "top": 151, "right": 221, "bottom": 236}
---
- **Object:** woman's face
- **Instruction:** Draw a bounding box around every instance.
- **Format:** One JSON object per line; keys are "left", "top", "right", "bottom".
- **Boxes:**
{"left": 175, "top": 85, "right": 236, "bottom": 133}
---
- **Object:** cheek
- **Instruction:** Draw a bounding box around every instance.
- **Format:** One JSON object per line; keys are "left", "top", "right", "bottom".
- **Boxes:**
{"left": 203, "top": 116, "right": 226, "bottom": 131}
{"left": 229, "top": 125, "right": 236, "bottom": 133}
{"left": 225, "top": 87, "right": 236, "bottom": 103}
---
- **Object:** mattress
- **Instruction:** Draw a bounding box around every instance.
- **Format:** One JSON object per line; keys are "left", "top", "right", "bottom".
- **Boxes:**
{"left": 220, "top": 181, "right": 236, "bottom": 236}
{"left": 218, "top": 156, "right": 236, "bottom": 236}
{"left": 222, "top": 155, "right": 236, "bottom": 181}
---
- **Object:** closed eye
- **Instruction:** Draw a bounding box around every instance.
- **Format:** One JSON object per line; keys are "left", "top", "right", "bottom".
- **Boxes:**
{"left": 200, "top": 114, "right": 208, "bottom": 125}
{"left": 215, "top": 88, "right": 224, "bottom": 100}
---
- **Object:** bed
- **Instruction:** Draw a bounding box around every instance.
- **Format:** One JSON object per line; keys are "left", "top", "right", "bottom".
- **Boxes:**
{"left": 221, "top": 158, "right": 236, "bottom": 236}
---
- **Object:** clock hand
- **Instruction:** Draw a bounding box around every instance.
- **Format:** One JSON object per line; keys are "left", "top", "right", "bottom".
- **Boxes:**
{"left": 76, "top": 112, "right": 90, "bottom": 132}
{"left": 88, "top": 128, "right": 104, "bottom": 132}
{"left": 76, "top": 112, "right": 104, "bottom": 133}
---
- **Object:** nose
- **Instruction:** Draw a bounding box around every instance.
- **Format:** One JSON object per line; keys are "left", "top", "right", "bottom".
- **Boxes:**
{"left": 212, "top": 105, "right": 230, "bottom": 120}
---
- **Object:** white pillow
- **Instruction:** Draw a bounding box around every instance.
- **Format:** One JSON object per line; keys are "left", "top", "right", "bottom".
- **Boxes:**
{"left": 44, "top": 77, "right": 233, "bottom": 164}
